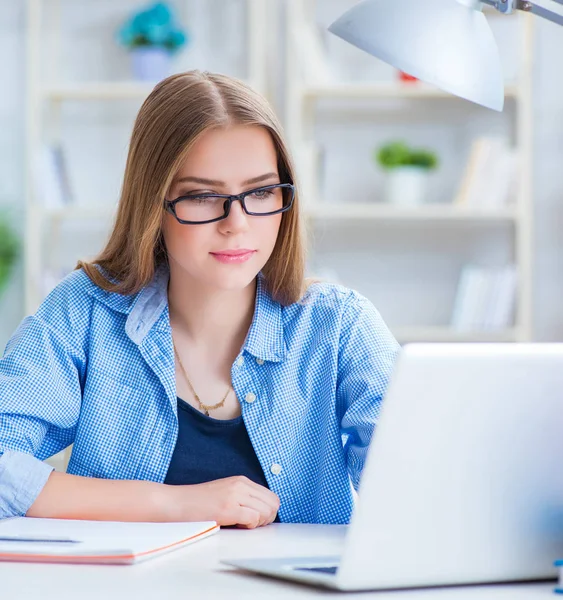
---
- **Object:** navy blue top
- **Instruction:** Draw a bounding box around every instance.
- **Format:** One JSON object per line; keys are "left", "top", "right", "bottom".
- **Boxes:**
{"left": 164, "top": 397, "right": 280, "bottom": 522}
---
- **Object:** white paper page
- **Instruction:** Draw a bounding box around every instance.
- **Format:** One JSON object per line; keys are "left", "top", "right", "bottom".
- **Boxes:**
{"left": 0, "top": 518, "right": 217, "bottom": 556}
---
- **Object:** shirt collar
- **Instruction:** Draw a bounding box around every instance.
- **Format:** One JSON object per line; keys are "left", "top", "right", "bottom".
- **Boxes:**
{"left": 83, "top": 270, "right": 137, "bottom": 315}
{"left": 243, "top": 273, "right": 287, "bottom": 363}
{"left": 83, "top": 264, "right": 171, "bottom": 342}
{"left": 125, "top": 264, "right": 170, "bottom": 344}
{"left": 98, "top": 264, "right": 287, "bottom": 362}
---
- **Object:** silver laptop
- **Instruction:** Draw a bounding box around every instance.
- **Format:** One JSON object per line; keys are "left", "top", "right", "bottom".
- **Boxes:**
{"left": 223, "top": 343, "right": 563, "bottom": 591}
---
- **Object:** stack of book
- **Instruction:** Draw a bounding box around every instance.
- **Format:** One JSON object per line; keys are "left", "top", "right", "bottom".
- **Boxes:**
{"left": 450, "top": 264, "right": 518, "bottom": 332}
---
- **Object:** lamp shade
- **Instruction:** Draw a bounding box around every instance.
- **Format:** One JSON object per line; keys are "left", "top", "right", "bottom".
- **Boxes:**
{"left": 328, "top": 0, "right": 505, "bottom": 111}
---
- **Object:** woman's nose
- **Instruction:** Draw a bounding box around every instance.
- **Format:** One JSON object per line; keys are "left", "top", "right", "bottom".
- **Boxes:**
{"left": 219, "top": 198, "right": 249, "bottom": 233}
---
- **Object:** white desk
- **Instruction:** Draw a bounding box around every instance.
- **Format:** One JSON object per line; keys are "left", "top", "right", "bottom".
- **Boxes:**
{"left": 0, "top": 524, "right": 554, "bottom": 599}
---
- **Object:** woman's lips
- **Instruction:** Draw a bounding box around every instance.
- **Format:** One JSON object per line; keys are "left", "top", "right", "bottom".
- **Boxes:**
{"left": 210, "top": 250, "right": 257, "bottom": 264}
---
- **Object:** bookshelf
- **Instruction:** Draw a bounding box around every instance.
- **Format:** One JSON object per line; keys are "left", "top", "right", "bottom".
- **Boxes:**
{"left": 301, "top": 82, "right": 521, "bottom": 101}
{"left": 306, "top": 204, "right": 519, "bottom": 222}
{"left": 24, "top": 0, "right": 270, "bottom": 315}
{"left": 393, "top": 326, "right": 523, "bottom": 345}
{"left": 286, "top": 0, "right": 534, "bottom": 343}
{"left": 43, "top": 82, "right": 163, "bottom": 101}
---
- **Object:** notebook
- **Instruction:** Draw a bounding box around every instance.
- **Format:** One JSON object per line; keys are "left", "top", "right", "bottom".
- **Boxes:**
{"left": 0, "top": 517, "right": 219, "bottom": 565}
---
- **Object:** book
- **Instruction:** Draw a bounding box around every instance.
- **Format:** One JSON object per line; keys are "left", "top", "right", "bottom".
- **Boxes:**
{"left": 37, "top": 143, "right": 74, "bottom": 209}
{"left": 468, "top": 268, "right": 491, "bottom": 331}
{"left": 450, "top": 265, "right": 476, "bottom": 331}
{"left": 483, "top": 148, "right": 518, "bottom": 209}
{"left": 454, "top": 137, "right": 517, "bottom": 209}
{"left": 451, "top": 265, "right": 517, "bottom": 332}
{"left": 484, "top": 266, "right": 517, "bottom": 331}
{"left": 51, "top": 144, "right": 74, "bottom": 205}
{"left": 454, "top": 137, "right": 499, "bottom": 207}
{"left": 0, "top": 517, "right": 218, "bottom": 565}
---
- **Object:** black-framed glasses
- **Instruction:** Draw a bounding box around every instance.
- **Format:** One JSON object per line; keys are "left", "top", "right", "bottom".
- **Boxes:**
{"left": 164, "top": 183, "right": 295, "bottom": 225}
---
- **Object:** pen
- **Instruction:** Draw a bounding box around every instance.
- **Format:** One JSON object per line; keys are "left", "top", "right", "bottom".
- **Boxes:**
{"left": 0, "top": 536, "right": 81, "bottom": 543}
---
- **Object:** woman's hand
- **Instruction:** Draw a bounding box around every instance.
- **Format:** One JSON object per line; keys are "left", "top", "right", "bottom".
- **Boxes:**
{"left": 163, "top": 476, "right": 280, "bottom": 528}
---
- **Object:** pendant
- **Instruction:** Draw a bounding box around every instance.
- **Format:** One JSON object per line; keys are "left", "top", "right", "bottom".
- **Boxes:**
{"left": 204, "top": 409, "right": 210, "bottom": 417}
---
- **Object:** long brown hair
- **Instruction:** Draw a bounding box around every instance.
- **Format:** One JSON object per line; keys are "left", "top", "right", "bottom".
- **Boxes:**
{"left": 79, "top": 70, "right": 306, "bottom": 306}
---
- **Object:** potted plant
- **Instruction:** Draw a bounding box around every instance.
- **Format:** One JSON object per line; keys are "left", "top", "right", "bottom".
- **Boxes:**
{"left": 117, "top": 2, "right": 188, "bottom": 82}
{"left": 0, "top": 213, "right": 19, "bottom": 298}
{"left": 375, "top": 141, "right": 439, "bottom": 207}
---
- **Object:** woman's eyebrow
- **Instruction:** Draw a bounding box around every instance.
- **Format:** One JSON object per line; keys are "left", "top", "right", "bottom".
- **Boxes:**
{"left": 173, "top": 172, "right": 279, "bottom": 187}
{"left": 242, "top": 172, "right": 279, "bottom": 185}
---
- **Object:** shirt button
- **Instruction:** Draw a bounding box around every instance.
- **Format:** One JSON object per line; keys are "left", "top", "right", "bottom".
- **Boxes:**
{"left": 236, "top": 356, "right": 244, "bottom": 367}
{"left": 256, "top": 358, "right": 264, "bottom": 365}
{"left": 270, "top": 463, "right": 282, "bottom": 475}
{"left": 245, "top": 392, "right": 256, "bottom": 404}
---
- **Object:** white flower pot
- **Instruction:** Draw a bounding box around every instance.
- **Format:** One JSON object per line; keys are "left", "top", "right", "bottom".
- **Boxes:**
{"left": 384, "top": 166, "right": 430, "bottom": 207}
{"left": 131, "top": 47, "right": 171, "bottom": 82}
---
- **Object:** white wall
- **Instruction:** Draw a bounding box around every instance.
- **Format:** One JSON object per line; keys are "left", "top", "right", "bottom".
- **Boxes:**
{"left": 531, "top": 16, "right": 563, "bottom": 341}
{"left": 1, "top": 0, "right": 562, "bottom": 351}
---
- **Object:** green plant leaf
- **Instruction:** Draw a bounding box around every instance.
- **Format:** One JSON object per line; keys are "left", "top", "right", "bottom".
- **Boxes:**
{"left": 0, "top": 216, "right": 19, "bottom": 296}
{"left": 376, "top": 141, "right": 411, "bottom": 169}
{"left": 375, "top": 141, "right": 438, "bottom": 170}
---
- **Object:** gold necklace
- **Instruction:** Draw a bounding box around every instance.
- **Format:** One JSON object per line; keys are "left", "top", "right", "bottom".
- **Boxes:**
{"left": 172, "top": 341, "right": 231, "bottom": 417}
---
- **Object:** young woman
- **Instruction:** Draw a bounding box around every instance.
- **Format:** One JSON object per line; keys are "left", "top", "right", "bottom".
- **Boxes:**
{"left": 0, "top": 71, "right": 400, "bottom": 528}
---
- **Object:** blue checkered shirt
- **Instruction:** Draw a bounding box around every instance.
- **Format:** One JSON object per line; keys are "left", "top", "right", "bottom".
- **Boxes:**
{"left": 0, "top": 266, "right": 400, "bottom": 523}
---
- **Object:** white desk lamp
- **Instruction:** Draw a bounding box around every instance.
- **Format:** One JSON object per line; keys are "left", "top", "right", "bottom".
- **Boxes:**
{"left": 328, "top": 0, "right": 563, "bottom": 111}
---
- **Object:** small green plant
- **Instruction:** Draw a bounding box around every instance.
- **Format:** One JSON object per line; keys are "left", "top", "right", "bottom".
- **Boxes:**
{"left": 0, "top": 214, "right": 18, "bottom": 296}
{"left": 376, "top": 141, "right": 439, "bottom": 170}
{"left": 117, "top": 2, "right": 188, "bottom": 53}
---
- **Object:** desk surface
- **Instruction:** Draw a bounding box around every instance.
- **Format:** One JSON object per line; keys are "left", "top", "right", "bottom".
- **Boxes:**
{"left": 0, "top": 524, "right": 554, "bottom": 599}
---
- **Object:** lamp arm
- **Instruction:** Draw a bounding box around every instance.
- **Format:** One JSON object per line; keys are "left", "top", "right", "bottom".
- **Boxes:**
{"left": 480, "top": 0, "right": 563, "bottom": 26}
{"left": 520, "top": 1, "right": 563, "bottom": 26}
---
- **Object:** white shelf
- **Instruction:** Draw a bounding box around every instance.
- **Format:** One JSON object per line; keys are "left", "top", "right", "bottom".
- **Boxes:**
{"left": 305, "top": 203, "right": 518, "bottom": 222}
{"left": 43, "top": 78, "right": 261, "bottom": 101}
{"left": 44, "top": 205, "right": 117, "bottom": 220}
{"left": 44, "top": 203, "right": 518, "bottom": 222}
{"left": 43, "top": 81, "right": 156, "bottom": 101}
{"left": 41, "top": 203, "right": 517, "bottom": 223}
{"left": 301, "top": 82, "right": 520, "bottom": 101}
{"left": 393, "top": 326, "right": 521, "bottom": 344}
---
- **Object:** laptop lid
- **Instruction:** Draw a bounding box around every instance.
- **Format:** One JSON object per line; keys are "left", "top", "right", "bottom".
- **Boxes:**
{"left": 337, "top": 343, "right": 563, "bottom": 591}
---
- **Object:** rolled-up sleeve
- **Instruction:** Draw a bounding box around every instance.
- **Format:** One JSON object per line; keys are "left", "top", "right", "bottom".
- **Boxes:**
{"left": 0, "top": 450, "right": 54, "bottom": 518}
{"left": 0, "top": 297, "right": 86, "bottom": 517}
{"left": 336, "top": 293, "right": 401, "bottom": 490}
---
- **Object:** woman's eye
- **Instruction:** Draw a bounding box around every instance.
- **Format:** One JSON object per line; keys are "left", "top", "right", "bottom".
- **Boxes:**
{"left": 188, "top": 196, "right": 218, "bottom": 205}
{"left": 251, "top": 190, "right": 273, "bottom": 199}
